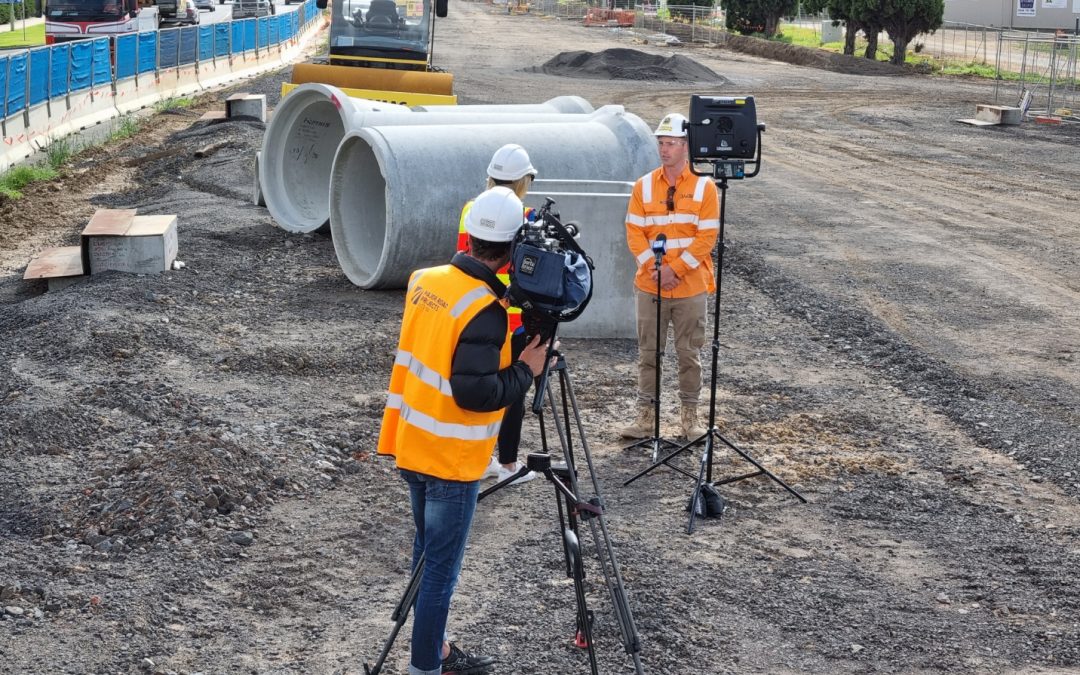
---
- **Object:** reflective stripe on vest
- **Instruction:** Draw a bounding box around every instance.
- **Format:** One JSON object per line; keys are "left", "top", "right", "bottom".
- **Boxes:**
{"left": 377, "top": 264, "right": 512, "bottom": 481}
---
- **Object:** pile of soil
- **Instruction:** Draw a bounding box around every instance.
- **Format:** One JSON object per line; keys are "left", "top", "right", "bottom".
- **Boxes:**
{"left": 531, "top": 47, "right": 726, "bottom": 82}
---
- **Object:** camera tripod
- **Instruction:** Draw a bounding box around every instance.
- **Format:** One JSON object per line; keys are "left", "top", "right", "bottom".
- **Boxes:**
{"left": 624, "top": 171, "right": 806, "bottom": 534}
{"left": 365, "top": 342, "right": 644, "bottom": 675}
{"left": 530, "top": 341, "right": 645, "bottom": 675}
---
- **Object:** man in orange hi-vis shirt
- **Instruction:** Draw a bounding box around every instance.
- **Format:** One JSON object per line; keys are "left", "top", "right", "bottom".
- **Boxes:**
{"left": 620, "top": 113, "right": 720, "bottom": 440}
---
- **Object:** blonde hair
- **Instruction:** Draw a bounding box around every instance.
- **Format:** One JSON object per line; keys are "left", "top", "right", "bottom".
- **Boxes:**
{"left": 487, "top": 175, "right": 533, "bottom": 200}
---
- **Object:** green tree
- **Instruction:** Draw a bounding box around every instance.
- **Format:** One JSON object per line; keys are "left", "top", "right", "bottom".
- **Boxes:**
{"left": 854, "top": 0, "right": 944, "bottom": 65}
{"left": 723, "top": 0, "right": 797, "bottom": 39}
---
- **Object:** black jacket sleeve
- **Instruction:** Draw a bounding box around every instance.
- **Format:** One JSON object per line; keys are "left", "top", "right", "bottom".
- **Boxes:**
{"left": 450, "top": 302, "right": 533, "bottom": 412}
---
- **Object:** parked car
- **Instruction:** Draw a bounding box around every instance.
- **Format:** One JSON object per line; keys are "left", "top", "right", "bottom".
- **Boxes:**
{"left": 181, "top": 0, "right": 201, "bottom": 23}
{"left": 194, "top": 0, "right": 214, "bottom": 10}
{"left": 231, "top": 0, "right": 274, "bottom": 17}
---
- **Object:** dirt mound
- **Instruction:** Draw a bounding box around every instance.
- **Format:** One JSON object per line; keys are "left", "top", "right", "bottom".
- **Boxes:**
{"left": 723, "top": 33, "right": 907, "bottom": 76}
{"left": 531, "top": 47, "right": 726, "bottom": 83}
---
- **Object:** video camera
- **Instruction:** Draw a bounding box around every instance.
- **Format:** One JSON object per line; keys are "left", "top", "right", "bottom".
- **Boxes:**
{"left": 507, "top": 198, "right": 594, "bottom": 343}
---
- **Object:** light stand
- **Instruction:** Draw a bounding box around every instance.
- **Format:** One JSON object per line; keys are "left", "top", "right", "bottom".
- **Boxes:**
{"left": 621, "top": 235, "right": 695, "bottom": 475}
{"left": 624, "top": 103, "right": 806, "bottom": 534}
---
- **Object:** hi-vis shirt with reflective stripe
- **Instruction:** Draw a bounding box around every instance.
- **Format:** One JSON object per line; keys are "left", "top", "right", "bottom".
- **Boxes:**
{"left": 625, "top": 164, "right": 720, "bottom": 299}
{"left": 458, "top": 200, "right": 526, "bottom": 333}
{"left": 377, "top": 265, "right": 512, "bottom": 481}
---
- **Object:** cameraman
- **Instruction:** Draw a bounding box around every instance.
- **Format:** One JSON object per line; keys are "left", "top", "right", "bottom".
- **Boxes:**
{"left": 379, "top": 186, "right": 551, "bottom": 675}
{"left": 620, "top": 113, "right": 720, "bottom": 440}
{"left": 457, "top": 143, "right": 539, "bottom": 486}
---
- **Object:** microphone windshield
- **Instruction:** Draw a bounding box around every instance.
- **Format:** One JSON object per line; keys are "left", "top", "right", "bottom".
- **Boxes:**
{"left": 651, "top": 234, "right": 667, "bottom": 253}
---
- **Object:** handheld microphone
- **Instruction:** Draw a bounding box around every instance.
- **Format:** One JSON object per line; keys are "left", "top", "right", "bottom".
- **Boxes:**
{"left": 651, "top": 234, "right": 667, "bottom": 265}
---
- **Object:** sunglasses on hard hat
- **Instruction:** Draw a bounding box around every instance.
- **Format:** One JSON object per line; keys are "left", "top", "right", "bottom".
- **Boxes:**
{"left": 666, "top": 186, "right": 676, "bottom": 212}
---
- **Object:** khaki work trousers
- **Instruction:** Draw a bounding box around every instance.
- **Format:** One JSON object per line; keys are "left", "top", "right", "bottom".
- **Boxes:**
{"left": 635, "top": 289, "right": 708, "bottom": 407}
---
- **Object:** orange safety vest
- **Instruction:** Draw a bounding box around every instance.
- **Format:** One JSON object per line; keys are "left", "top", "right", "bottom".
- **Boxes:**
{"left": 625, "top": 164, "right": 720, "bottom": 299}
{"left": 377, "top": 265, "right": 512, "bottom": 481}
{"left": 458, "top": 200, "right": 527, "bottom": 333}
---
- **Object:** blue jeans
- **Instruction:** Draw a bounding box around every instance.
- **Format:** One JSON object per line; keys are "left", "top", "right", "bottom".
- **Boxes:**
{"left": 400, "top": 469, "right": 480, "bottom": 675}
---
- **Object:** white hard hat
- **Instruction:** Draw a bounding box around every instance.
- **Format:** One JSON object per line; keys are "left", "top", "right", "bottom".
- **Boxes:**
{"left": 464, "top": 186, "right": 525, "bottom": 243}
{"left": 486, "top": 144, "right": 538, "bottom": 181}
{"left": 654, "top": 113, "right": 688, "bottom": 137}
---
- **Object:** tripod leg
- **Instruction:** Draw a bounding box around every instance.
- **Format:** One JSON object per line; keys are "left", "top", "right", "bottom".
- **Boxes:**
{"left": 686, "top": 437, "right": 713, "bottom": 535}
{"left": 364, "top": 554, "right": 425, "bottom": 675}
{"left": 564, "top": 528, "right": 599, "bottom": 675}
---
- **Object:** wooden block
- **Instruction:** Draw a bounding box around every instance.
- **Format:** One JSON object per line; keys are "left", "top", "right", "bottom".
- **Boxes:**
{"left": 1035, "top": 115, "right": 1062, "bottom": 125}
{"left": 82, "top": 208, "right": 137, "bottom": 236}
{"left": 200, "top": 110, "right": 227, "bottom": 122}
{"left": 24, "top": 246, "right": 85, "bottom": 281}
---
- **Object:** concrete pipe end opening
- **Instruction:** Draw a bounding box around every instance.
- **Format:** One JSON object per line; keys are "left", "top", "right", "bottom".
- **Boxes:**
{"left": 330, "top": 132, "right": 389, "bottom": 289}
{"left": 261, "top": 83, "right": 356, "bottom": 234}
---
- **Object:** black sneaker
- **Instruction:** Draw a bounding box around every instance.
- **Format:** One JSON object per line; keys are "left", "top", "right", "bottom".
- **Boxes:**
{"left": 441, "top": 642, "right": 496, "bottom": 674}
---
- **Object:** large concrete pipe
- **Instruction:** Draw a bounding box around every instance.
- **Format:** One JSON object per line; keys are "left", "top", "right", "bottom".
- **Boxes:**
{"left": 260, "top": 86, "right": 408, "bottom": 234}
{"left": 414, "top": 95, "right": 594, "bottom": 114}
{"left": 260, "top": 84, "right": 605, "bottom": 234}
{"left": 328, "top": 111, "right": 659, "bottom": 294}
{"left": 524, "top": 180, "right": 637, "bottom": 339}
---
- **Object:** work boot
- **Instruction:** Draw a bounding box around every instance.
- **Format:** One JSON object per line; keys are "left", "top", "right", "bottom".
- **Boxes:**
{"left": 681, "top": 405, "right": 707, "bottom": 439}
{"left": 618, "top": 403, "right": 653, "bottom": 439}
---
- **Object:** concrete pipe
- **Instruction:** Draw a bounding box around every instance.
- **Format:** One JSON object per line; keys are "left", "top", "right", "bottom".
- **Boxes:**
{"left": 328, "top": 111, "right": 659, "bottom": 290}
{"left": 260, "top": 84, "right": 604, "bottom": 234}
{"left": 413, "top": 95, "right": 594, "bottom": 114}
{"left": 260, "top": 85, "right": 409, "bottom": 234}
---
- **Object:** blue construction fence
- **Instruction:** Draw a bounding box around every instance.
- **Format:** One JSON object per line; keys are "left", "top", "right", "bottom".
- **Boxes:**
{"left": 0, "top": 0, "right": 318, "bottom": 120}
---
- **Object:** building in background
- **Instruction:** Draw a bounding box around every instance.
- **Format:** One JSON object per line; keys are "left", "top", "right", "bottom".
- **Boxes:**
{"left": 946, "top": 0, "right": 1080, "bottom": 31}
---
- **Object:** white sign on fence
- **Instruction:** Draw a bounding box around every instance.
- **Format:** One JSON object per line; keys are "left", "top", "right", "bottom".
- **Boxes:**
{"left": 1073, "top": 0, "right": 1080, "bottom": 13}
{"left": 1018, "top": 0, "right": 1036, "bottom": 16}
{"left": 1042, "top": 0, "right": 1065, "bottom": 9}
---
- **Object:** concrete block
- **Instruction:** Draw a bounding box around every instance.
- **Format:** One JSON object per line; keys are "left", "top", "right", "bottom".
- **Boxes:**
{"left": 526, "top": 180, "right": 636, "bottom": 339}
{"left": 23, "top": 246, "right": 86, "bottom": 291}
{"left": 84, "top": 214, "right": 179, "bottom": 275}
{"left": 975, "top": 104, "right": 1022, "bottom": 125}
{"left": 226, "top": 93, "right": 268, "bottom": 123}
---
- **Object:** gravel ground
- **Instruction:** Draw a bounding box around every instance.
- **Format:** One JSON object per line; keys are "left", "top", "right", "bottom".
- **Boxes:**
{"left": 2, "top": 4, "right": 1079, "bottom": 674}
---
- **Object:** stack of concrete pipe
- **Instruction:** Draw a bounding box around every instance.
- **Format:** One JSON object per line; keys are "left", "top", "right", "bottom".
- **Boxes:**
{"left": 258, "top": 83, "right": 662, "bottom": 338}
{"left": 259, "top": 84, "right": 599, "bottom": 234}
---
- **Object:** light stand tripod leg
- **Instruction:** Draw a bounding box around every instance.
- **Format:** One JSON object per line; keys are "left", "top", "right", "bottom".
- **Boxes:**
{"left": 675, "top": 175, "right": 805, "bottom": 532}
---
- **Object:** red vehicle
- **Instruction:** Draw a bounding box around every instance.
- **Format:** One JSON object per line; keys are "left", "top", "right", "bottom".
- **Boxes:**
{"left": 45, "top": 0, "right": 152, "bottom": 43}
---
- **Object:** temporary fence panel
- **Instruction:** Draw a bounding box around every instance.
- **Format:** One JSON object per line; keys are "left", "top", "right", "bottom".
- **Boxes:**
{"left": 159, "top": 29, "right": 180, "bottom": 69}
{"left": 116, "top": 34, "right": 138, "bottom": 80}
{"left": 257, "top": 16, "right": 269, "bottom": 51}
{"left": 199, "top": 26, "right": 215, "bottom": 61}
{"left": 179, "top": 26, "right": 198, "bottom": 65}
{"left": 0, "top": 56, "right": 9, "bottom": 118}
{"left": 92, "top": 38, "right": 112, "bottom": 86}
{"left": 50, "top": 43, "right": 69, "bottom": 98}
{"left": 138, "top": 32, "right": 157, "bottom": 74}
{"left": 6, "top": 52, "right": 27, "bottom": 116}
{"left": 244, "top": 19, "right": 256, "bottom": 53}
{"left": 216, "top": 22, "right": 230, "bottom": 57}
{"left": 29, "top": 49, "right": 49, "bottom": 106}
{"left": 69, "top": 41, "right": 92, "bottom": 92}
